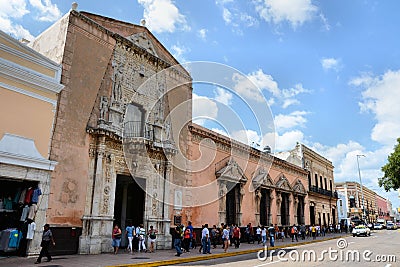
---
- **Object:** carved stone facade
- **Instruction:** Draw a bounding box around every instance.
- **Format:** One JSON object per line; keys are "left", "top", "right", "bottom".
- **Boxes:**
{"left": 30, "top": 10, "right": 191, "bottom": 254}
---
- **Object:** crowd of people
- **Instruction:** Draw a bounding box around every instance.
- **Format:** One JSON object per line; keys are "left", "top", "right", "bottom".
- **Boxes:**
{"left": 111, "top": 221, "right": 345, "bottom": 257}
{"left": 111, "top": 221, "right": 158, "bottom": 255}
{"left": 171, "top": 222, "right": 346, "bottom": 256}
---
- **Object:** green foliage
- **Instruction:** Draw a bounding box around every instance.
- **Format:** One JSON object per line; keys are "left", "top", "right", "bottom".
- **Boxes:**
{"left": 379, "top": 138, "right": 400, "bottom": 191}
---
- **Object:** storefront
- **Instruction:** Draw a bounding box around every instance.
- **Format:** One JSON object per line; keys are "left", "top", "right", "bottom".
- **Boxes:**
{"left": 0, "top": 134, "right": 56, "bottom": 256}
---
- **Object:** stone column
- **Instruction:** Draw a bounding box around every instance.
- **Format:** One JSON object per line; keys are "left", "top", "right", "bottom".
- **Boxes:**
{"left": 218, "top": 181, "right": 227, "bottom": 226}
{"left": 157, "top": 161, "right": 172, "bottom": 249}
{"left": 293, "top": 195, "right": 298, "bottom": 225}
{"left": 275, "top": 191, "right": 282, "bottom": 225}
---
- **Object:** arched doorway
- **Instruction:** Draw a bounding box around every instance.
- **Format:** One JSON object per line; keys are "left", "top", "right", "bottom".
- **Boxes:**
{"left": 260, "top": 188, "right": 271, "bottom": 226}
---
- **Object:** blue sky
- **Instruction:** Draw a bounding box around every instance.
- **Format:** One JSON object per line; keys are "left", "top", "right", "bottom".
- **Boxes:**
{"left": 2, "top": 0, "right": 399, "bottom": 209}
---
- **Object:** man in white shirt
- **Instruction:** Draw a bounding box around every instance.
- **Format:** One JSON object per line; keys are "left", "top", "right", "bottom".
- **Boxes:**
{"left": 201, "top": 224, "right": 211, "bottom": 254}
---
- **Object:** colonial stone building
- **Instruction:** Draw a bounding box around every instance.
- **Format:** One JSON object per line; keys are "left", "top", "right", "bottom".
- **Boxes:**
{"left": 336, "top": 181, "right": 378, "bottom": 224}
{"left": 277, "top": 143, "right": 338, "bottom": 227}
{"left": 0, "top": 30, "right": 63, "bottom": 256}
{"left": 184, "top": 125, "right": 309, "bottom": 228}
{"left": 29, "top": 9, "right": 191, "bottom": 254}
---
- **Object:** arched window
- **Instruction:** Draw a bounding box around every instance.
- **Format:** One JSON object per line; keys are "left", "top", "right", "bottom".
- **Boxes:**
{"left": 124, "top": 103, "right": 145, "bottom": 137}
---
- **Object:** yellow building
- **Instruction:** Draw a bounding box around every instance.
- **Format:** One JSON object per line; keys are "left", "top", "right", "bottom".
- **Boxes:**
{"left": 0, "top": 30, "right": 63, "bottom": 256}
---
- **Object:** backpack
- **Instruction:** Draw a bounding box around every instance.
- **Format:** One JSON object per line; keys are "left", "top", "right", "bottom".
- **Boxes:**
{"left": 291, "top": 227, "right": 295, "bottom": 234}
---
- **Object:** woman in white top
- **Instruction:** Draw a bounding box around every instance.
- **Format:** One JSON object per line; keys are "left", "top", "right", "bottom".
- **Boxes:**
{"left": 222, "top": 225, "right": 230, "bottom": 252}
{"left": 261, "top": 226, "right": 267, "bottom": 245}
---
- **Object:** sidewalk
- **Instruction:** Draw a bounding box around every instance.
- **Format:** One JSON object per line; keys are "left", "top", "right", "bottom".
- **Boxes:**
{"left": 0, "top": 233, "right": 348, "bottom": 267}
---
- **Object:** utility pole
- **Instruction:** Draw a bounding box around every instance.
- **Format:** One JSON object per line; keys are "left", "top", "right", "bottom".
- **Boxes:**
{"left": 356, "top": 154, "right": 366, "bottom": 222}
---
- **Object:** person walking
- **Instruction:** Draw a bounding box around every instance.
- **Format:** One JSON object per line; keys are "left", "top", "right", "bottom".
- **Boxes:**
{"left": 125, "top": 221, "right": 135, "bottom": 253}
{"left": 311, "top": 224, "right": 317, "bottom": 240}
{"left": 261, "top": 225, "right": 267, "bottom": 246}
{"left": 35, "top": 224, "right": 55, "bottom": 264}
{"left": 112, "top": 224, "right": 122, "bottom": 254}
{"left": 222, "top": 225, "right": 230, "bottom": 252}
{"left": 233, "top": 225, "right": 241, "bottom": 248}
{"left": 173, "top": 225, "right": 183, "bottom": 256}
{"left": 147, "top": 225, "right": 158, "bottom": 253}
{"left": 183, "top": 226, "right": 191, "bottom": 252}
{"left": 201, "top": 224, "right": 211, "bottom": 254}
{"left": 267, "top": 224, "right": 275, "bottom": 247}
{"left": 138, "top": 224, "right": 147, "bottom": 252}
{"left": 291, "top": 224, "right": 298, "bottom": 242}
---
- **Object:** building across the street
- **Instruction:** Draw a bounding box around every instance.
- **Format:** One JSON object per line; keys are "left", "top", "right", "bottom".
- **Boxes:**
{"left": 0, "top": 30, "right": 63, "bottom": 256}
{"left": 335, "top": 181, "right": 395, "bottom": 225}
{"left": 277, "top": 143, "right": 338, "bottom": 227}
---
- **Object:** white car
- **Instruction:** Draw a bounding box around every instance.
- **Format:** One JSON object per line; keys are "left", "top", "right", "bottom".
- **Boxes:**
{"left": 386, "top": 222, "right": 397, "bottom": 230}
{"left": 373, "top": 223, "right": 383, "bottom": 230}
{"left": 352, "top": 225, "right": 371, "bottom": 237}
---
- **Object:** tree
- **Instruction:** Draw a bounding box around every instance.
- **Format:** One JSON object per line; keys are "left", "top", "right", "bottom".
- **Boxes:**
{"left": 379, "top": 138, "right": 400, "bottom": 191}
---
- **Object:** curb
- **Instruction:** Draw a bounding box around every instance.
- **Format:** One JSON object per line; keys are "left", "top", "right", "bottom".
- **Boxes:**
{"left": 107, "top": 235, "right": 348, "bottom": 267}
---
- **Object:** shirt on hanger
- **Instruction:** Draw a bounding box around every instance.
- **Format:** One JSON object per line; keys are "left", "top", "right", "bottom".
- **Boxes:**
{"left": 27, "top": 222, "right": 36, "bottom": 240}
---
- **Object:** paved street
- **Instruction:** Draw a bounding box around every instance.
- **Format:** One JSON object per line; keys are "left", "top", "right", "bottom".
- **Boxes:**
{"left": 171, "top": 229, "right": 400, "bottom": 267}
{"left": 0, "top": 232, "right": 346, "bottom": 267}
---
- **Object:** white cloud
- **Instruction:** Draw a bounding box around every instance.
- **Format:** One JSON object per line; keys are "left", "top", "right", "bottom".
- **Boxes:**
{"left": 211, "top": 127, "right": 230, "bottom": 137}
{"left": 222, "top": 7, "right": 232, "bottom": 24}
{"left": 217, "top": 1, "right": 258, "bottom": 31}
{"left": 272, "top": 130, "right": 304, "bottom": 152}
{"left": 231, "top": 129, "right": 262, "bottom": 146}
{"left": 198, "top": 28, "right": 207, "bottom": 40}
{"left": 0, "top": 0, "right": 61, "bottom": 41}
{"left": 214, "top": 87, "right": 233, "bottom": 105}
{"left": 171, "top": 44, "right": 189, "bottom": 63}
{"left": 232, "top": 69, "right": 310, "bottom": 108}
{"left": 138, "top": 0, "right": 190, "bottom": 33}
{"left": 254, "top": 0, "right": 318, "bottom": 28}
{"left": 192, "top": 93, "right": 218, "bottom": 126}
{"left": 321, "top": 57, "right": 340, "bottom": 71}
{"left": 0, "top": 0, "right": 33, "bottom": 40}
{"left": 355, "top": 70, "right": 400, "bottom": 145}
{"left": 274, "top": 111, "right": 308, "bottom": 131}
{"left": 29, "top": 0, "right": 61, "bottom": 22}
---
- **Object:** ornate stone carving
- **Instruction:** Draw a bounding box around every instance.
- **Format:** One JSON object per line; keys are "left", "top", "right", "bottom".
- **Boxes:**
{"left": 99, "top": 96, "right": 109, "bottom": 121}
{"left": 292, "top": 179, "right": 307, "bottom": 196}
{"left": 275, "top": 174, "right": 292, "bottom": 192}
{"left": 252, "top": 168, "right": 274, "bottom": 190}
{"left": 215, "top": 158, "right": 247, "bottom": 185}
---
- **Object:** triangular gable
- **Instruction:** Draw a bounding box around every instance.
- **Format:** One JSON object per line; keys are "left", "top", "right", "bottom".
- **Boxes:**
{"left": 126, "top": 32, "right": 158, "bottom": 57}
{"left": 216, "top": 158, "right": 247, "bottom": 184}
{"left": 252, "top": 168, "right": 274, "bottom": 190}
{"left": 292, "top": 179, "right": 307, "bottom": 195}
{"left": 275, "top": 173, "right": 292, "bottom": 192}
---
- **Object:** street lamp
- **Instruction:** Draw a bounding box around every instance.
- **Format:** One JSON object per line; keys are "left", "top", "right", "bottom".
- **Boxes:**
{"left": 356, "top": 154, "right": 366, "bottom": 222}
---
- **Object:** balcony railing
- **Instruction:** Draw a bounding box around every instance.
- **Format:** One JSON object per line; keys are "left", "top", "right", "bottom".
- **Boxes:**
{"left": 310, "top": 185, "right": 337, "bottom": 197}
{"left": 123, "top": 121, "right": 153, "bottom": 140}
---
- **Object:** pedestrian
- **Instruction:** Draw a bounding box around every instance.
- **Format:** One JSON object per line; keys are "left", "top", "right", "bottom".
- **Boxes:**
{"left": 291, "top": 224, "right": 298, "bottom": 242}
{"left": 211, "top": 225, "right": 218, "bottom": 249}
{"left": 125, "top": 221, "right": 135, "bottom": 253}
{"left": 183, "top": 226, "right": 191, "bottom": 252}
{"left": 35, "top": 224, "right": 55, "bottom": 264}
{"left": 201, "top": 224, "right": 211, "bottom": 254}
{"left": 138, "top": 224, "right": 147, "bottom": 252}
{"left": 261, "top": 225, "right": 267, "bottom": 246}
{"left": 147, "top": 225, "right": 158, "bottom": 253}
{"left": 112, "top": 224, "right": 122, "bottom": 254}
{"left": 233, "top": 224, "right": 241, "bottom": 248}
{"left": 256, "top": 225, "right": 261, "bottom": 244}
{"left": 173, "top": 225, "right": 183, "bottom": 256}
{"left": 222, "top": 224, "right": 230, "bottom": 252}
{"left": 311, "top": 224, "right": 317, "bottom": 239}
{"left": 267, "top": 224, "right": 275, "bottom": 247}
{"left": 300, "top": 224, "right": 306, "bottom": 240}
{"left": 186, "top": 221, "right": 194, "bottom": 249}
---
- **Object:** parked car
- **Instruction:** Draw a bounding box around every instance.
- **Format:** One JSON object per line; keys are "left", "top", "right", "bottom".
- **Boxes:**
{"left": 352, "top": 225, "right": 371, "bottom": 237}
{"left": 386, "top": 222, "right": 397, "bottom": 230}
{"left": 373, "top": 223, "right": 383, "bottom": 230}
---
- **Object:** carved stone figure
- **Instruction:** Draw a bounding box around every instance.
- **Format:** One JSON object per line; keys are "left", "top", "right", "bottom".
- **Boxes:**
{"left": 99, "top": 96, "right": 108, "bottom": 120}
{"left": 112, "top": 66, "right": 123, "bottom": 104}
